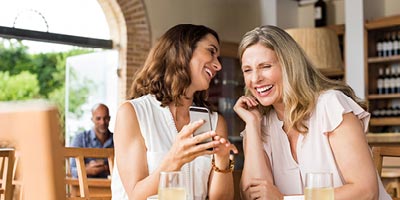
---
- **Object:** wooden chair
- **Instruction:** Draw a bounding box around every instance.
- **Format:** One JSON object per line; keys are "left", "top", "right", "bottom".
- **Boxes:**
{"left": 64, "top": 147, "right": 114, "bottom": 199}
{"left": 372, "top": 146, "right": 400, "bottom": 199}
{"left": 0, "top": 148, "right": 15, "bottom": 200}
{"left": 11, "top": 151, "right": 23, "bottom": 200}
{"left": 0, "top": 101, "right": 65, "bottom": 200}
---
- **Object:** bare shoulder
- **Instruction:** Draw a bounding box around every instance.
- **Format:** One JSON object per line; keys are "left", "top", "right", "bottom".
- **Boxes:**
{"left": 329, "top": 112, "right": 367, "bottom": 148}
{"left": 117, "top": 101, "right": 136, "bottom": 117}
{"left": 332, "top": 112, "right": 363, "bottom": 135}
{"left": 114, "top": 101, "right": 141, "bottom": 139}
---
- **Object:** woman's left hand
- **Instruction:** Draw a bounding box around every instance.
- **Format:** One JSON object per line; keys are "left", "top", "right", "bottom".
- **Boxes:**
{"left": 244, "top": 178, "right": 283, "bottom": 200}
{"left": 212, "top": 135, "right": 238, "bottom": 160}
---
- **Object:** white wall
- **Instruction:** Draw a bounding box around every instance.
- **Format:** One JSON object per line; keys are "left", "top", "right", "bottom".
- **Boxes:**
{"left": 345, "top": 0, "right": 365, "bottom": 98}
{"left": 298, "top": 0, "right": 344, "bottom": 27}
{"left": 144, "top": 0, "right": 400, "bottom": 44}
{"left": 297, "top": 0, "right": 400, "bottom": 27}
{"left": 144, "top": 0, "right": 263, "bottom": 44}
{"left": 384, "top": 0, "right": 400, "bottom": 17}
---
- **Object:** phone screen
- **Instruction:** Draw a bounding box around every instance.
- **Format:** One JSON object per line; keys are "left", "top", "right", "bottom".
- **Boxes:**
{"left": 189, "top": 106, "right": 212, "bottom": 143}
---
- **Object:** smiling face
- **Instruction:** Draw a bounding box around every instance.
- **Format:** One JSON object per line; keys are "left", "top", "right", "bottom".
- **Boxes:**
{"left": 91, "top": 105, "right": 110, "bottom": 135}
{"left": 241, "top": 43, "right": 283, "bottom": 108}
{"left": 187, "top": 33, "right": 222, "bottom": 96}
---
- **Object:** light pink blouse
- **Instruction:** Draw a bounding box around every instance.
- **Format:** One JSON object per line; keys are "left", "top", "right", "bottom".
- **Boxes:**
{"left": 260, "top": 90, "right": 390, "bottom": 199}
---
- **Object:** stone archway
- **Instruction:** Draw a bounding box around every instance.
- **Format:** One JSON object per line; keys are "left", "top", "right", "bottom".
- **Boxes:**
{"left": 97, "top": 0, "right": 151, "bottom": 102}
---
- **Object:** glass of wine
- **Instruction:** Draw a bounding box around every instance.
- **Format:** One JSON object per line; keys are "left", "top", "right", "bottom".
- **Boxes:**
{"left": 304, "top": 172, "right": 334, "bottom": 200}
{"left": 158, "top": 171, "right": 186, "bottom": 200}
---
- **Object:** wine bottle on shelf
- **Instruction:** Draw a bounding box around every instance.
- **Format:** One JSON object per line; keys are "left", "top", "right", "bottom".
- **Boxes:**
{"left": 381, "top": 106, "right": 389, "bottom": 118}
{"left": 387, "top": 32, "right": 393, "bottom": 57}
{"left": 372, "top": 108, "right": 381, "bottom": 118}
{"left": 397, "top": 31, "right": 400, "bottom": 55}
{"left": 388, "top": 104, "right": 395, "bottom": 117}
{"left": 376, "top": 36, "right": 383, "bottom": 57}
{"left": 393, "top": 105, "right": 399, "bottom": 117}
{"left": 392, "top": 31, "right": 399, "bottom": 56}
{"left": 314, "top": 0, "right": 327, "bottom": 27}
{"left": 377, "top": 67, "right": 384, "bottom": 94}
{"left": 384, "top": 67, "right": 391, "bottom": 94}
{"left": 382, "top": 33, "right": 388, "bottom": 57}
{"left": 396, "top": 64, "right": 400, "bottom": 93}
{"left": 393, "top": 104, "right": 400, "bottom": 117}
{"left": 390, "top": 64, "right": 397, "bottom": 94}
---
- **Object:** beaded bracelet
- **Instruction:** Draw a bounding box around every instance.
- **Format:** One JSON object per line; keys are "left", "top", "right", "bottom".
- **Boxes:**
{"left": 211, "top": 156, "right": 235, "bottom": 173}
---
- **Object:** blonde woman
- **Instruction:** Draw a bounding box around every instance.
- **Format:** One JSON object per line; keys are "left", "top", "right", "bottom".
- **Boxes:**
{"left": 234, "top": 25, "right": 390, "bottom": 200}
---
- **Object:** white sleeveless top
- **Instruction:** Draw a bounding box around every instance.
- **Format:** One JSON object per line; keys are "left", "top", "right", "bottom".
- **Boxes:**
{"left": 111, "top": 94, "right": 218, "bottom": 200}
{"left": 258, "top": 90, "right": 391, "bottom": 199}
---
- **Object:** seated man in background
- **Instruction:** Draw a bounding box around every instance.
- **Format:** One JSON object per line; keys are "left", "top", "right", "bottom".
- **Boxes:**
{"left": 70, "top": 103, "right": 114, "bottom": 178}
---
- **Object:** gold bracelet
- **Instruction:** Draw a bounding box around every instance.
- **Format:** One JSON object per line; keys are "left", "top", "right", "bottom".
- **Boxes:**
{"left": 211, "top": 156, "right": 235, "bottom": 173}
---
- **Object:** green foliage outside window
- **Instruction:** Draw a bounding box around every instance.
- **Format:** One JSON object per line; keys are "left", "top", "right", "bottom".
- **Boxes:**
{"left": 0, "top": 71, "right": 40, "bottom": 100}
{"left": 0, "top": 39, "right": 94, "bottom": 140}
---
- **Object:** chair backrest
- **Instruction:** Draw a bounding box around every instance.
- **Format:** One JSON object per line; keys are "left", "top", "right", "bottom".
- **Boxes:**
{"left": 372, "top": 146, "right": 400, "bottom": 176}
{"left": 0, "top": 101, "right": 65, "bottom": 200}
{"left": 372, "top": 146, "right": 400, "bottom": 199}
{"left": 11, "top": 150, "right": 23, "bottom": 200}
{"left": 0, "top": 148, "right": 15, "bottom": 200}
{"left": 64, "top": 147, "right": 114, "bottom": 199}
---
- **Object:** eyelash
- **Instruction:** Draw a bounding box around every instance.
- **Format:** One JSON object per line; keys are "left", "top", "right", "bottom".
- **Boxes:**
{"left": 262, "top": 65, "right": 271, "bottom": 68}
{"left": 242, "top": 65, "right": 271, "bottom": 73}
{"left": 209, "top": 48, "right": 216, "bottom": 56}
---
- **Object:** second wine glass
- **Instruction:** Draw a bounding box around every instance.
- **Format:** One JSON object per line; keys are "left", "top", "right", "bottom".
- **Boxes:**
{"left": 158, "top": 171, "right": 186, "bottom": 200}
{"left": 304, "top": 172, "right": 334, "bottom": 200}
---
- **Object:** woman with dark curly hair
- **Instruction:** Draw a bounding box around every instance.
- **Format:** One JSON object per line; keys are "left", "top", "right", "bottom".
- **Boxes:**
{"left": 111, "top": 24, "right": 238, "bottom": 200}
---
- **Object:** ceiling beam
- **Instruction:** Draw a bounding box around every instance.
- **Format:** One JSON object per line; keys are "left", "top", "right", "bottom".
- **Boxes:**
{"left": 0, "top": 26, "right": 112, "bottom": 49}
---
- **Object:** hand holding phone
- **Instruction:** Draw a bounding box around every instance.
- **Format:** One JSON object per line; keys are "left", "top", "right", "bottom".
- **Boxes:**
{"left": 189, "top": 106, "right": 212, "bottom": 144}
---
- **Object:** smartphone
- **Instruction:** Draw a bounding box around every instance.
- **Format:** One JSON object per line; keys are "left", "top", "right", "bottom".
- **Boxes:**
{"left": 189, "top": 106, "right": 213, "bottom": 144}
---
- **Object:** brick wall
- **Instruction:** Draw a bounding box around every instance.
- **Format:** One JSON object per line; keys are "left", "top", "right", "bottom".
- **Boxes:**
{"left": 98, "top": 0, "right": 151, "bottom": 103}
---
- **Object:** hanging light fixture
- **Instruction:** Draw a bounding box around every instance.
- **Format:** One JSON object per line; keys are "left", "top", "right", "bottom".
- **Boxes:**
{"left": 285, "top": 27, "right": 343, "bottom": 70}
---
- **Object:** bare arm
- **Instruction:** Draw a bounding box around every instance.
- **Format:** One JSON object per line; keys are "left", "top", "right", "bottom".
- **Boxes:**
{"left": 114, "top": 102, "right": 161, "bottom": 199}
{"left": 208, "top": 115, "right": 238, "bottom": 200}
{"left": 234, "top": 96, "right": 283, "bottom": 200}
{"left": 329, "top": 113, "right": 378, "bottom": 200}
{"left": 240, "top": 121, "right": 282, "bottom": 200}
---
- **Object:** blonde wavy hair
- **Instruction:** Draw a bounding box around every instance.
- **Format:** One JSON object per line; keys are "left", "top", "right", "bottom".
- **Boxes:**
{"left": 238, "top": 25, "right": 366, "bottom": 134}
{"left": 129, "top": 24, "right": 219, "bottom": 108}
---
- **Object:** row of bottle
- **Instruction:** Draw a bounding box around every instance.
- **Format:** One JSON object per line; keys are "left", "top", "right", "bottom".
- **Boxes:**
{"left": 376, "top": 63, "right": 400, "bottom": 94}
{"left": 372, "top": 105, "right": 400, "bottom": 118}
{"left": 371, "top": 99, "right": 400, "bottom": 118}
{"left": 371, "top": 126, "right": 400, "bottom": 134}
{"left": 376, "top": 30, "right": 400, "bottom": 57}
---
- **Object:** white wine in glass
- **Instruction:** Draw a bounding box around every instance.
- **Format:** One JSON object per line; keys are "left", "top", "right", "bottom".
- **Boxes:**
{"left": 158, "top": 171, "right": 186, "bottom": 200}
{"left": 304, "top": 172, "right": 334, "bottom": 200}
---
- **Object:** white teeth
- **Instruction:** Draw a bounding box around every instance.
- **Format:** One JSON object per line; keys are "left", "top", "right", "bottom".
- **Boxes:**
{"left": 256, "top": 85, "right": 272, "bottom": 93}
{"left": 205, "top": 68, "right": 213, "bottom": 77}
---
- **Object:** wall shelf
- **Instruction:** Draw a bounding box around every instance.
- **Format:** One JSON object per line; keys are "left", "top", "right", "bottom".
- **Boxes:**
{"left": 365, "top": 15, "right": 400, "bottom": 135}
{"left": 367, "top": 133, "right": 400, "bottom": 144}
{"left": 370, "top": 117, "right": 400, "bottom": 126}
{"left": 369, "top": 94, "right": 400, "bottom": 99}
{"left": 368, "top": 55, "right": 400, "bottom": 63}
{"left": 365, "top": 15, "right": 400, "bottom": 30}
